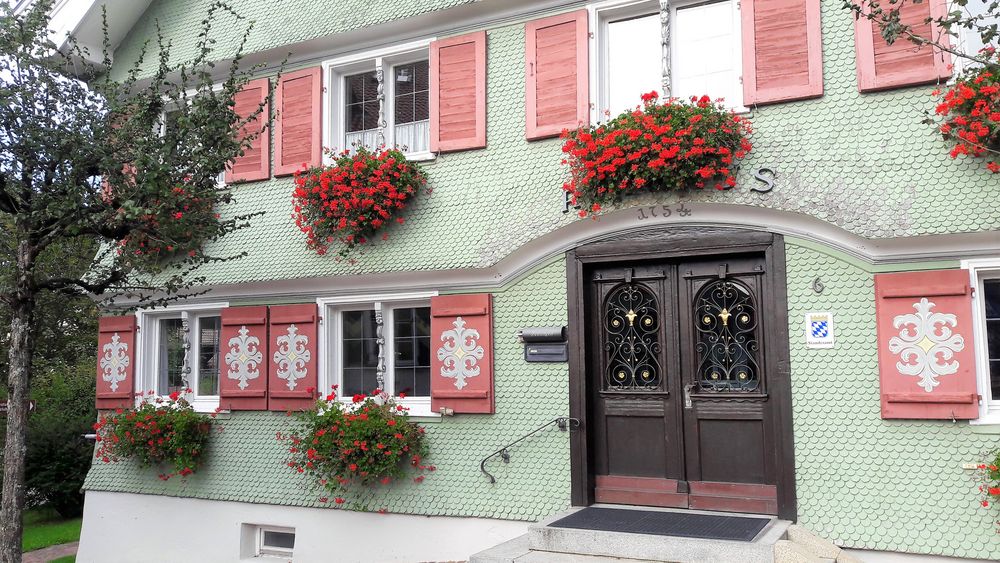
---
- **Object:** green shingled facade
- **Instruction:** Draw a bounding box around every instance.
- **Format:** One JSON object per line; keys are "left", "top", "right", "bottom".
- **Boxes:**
{"left": 110, "top": 1, "right": 998, "bottom": 287}
{"left": 84, "top": 0, "right": 1000, "bottom": 560}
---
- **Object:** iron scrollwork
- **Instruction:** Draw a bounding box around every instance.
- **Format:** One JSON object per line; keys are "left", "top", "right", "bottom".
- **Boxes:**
{"left": 604, "top": 283, "right": 662, "bottom": 390}
{"left": 694, "top": 279, "right": 760, "bottom": 392}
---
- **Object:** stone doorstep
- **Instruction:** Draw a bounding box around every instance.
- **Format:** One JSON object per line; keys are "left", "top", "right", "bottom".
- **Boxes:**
{"left": 784, "top": 525, "right": 842, "bottom": 560}
{"left": 525, "top": 506, "right": 792, "bottom": 563}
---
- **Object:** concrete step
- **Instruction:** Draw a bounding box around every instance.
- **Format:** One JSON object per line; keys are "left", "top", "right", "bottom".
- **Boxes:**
{"left": 773, "top": 540, "right": 836, "bottom": 563}
{"left": 469, "top": 534, "right": 657, "bottom": 563}
{"left": 784, "top": 525, "right": 841, "bottom": 561}
{"left": 527, "top": 506, "right": 791, "bottom": 563}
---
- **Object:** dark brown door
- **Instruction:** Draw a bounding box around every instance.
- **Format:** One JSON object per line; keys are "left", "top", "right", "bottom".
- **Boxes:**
{"left": 586, "top": 254, "right": 779, "bottom": 514}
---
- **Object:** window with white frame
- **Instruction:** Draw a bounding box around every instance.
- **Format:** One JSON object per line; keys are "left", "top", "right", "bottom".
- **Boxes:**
{"left": 967, "top": 259, "right": 1000, "bottom": 423}
{"left": 137, "top": 304, "right": 225, "bottom": 411}
{"left": 326, "top": 43, "right": 432, "bottom": 159}
{"left": 255, "top": 526, "right": 295, "bottom": 558}
{"left": 159, "top": 107, "right": 227, "bottom": 186}
{"left": 593, "top": 0, "right": 743, "bottom": 118}
{"left": 955, "top": 0, "right": 999, "bottom": 71}
{"left": 323, "top": 296, "right": 433, "bottom": 414}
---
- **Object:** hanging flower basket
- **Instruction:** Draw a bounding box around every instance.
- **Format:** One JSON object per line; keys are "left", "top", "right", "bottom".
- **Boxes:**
{"left": 93, "top": 390, "right": 215, "bottom": 480}
{"left": 291, "top": 147, "right": 427, "bottom": 257}
{"left": 281, "top": 387, "right": 432, "bottom": 509}
{"left": 934, "top": 50, "right": 1000, "bottom": 173}
{"left": 561, "top": 92, "right": 753, "bottom": 217}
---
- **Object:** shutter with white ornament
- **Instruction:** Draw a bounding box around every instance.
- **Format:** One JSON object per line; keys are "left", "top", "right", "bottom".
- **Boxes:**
{"left": 267, "top": 304, "right": 319, "bottom": 411}
{"left": 875, "top": 269, "right": 979, "bottom": 419}
{"left": 430, "top": 294, "right": 495, "bottom": 414}
{"left": 219, "top": 306, "right": 269, "bottom": 410}
{"left": 96, "top": 316, "right": 137, "bottom": 409}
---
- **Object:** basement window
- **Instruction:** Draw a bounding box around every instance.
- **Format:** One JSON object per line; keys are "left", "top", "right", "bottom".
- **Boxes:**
{"left": 257, "top": 526, "right": 295, "bottom": 558}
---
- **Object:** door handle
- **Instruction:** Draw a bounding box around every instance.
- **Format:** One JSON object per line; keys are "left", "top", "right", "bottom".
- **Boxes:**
{"left": 683, "top": 383, "right": 696, "bottom": 409}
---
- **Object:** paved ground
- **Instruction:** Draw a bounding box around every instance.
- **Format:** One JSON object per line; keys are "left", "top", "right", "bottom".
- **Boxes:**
{"left": 22, "top": 541, "right": 78, "bottom": 563}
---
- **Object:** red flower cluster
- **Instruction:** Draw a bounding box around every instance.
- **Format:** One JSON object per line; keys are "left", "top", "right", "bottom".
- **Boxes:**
{"left": 975, "top": 449, "right": 1000, "bottom": 531}
{"left": 94, "top": 390, "right": 213, "bottom": 479}
{"left": 934, "top": 51, "right": 1000, "bottom": 173}
{"left": 292, "top": 147, "right": 427, "bottom": 257}
{"left": 117, "top": 181, "right": 221, "bottom": 267}
{"left": 282, "top": 386, "right": 432, "bottom": 509}
{"left": 561, "top": 92, "right": 752, "bottom": 217}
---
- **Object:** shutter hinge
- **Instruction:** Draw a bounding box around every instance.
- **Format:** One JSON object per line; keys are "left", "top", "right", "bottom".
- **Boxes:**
{"left": 588, "top": 31, "right": 594, "bottom": 39}
{"left": 739, "top": 75, "right": 743, "bottom": 84}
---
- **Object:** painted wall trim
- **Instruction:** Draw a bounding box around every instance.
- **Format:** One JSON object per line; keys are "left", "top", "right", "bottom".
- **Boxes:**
{"left": 108, "top": 203, "right": 999, "bottom": 307}
{"left": 77, "top": 491, "right": 530, "bottom": 563}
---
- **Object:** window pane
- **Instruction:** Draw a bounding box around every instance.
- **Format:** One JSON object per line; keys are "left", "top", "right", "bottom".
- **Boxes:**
{"left": 347, "top": 103, "right": 366, "bottom": 133}
{"left": 964, "top": 0, "right": 999, "bottom": 58}
{"left": 347, "top": 72, "right": 377, "bottom": 105}
{"left": 606, "top": 14, "right": 661, "bottom": 116}
{"left": 395, "top": 93, "right": 415, "bottom": 124}
{"left": 674, "top": 0, "right": 739, "bottom": 105}
{"left": 363, "top": 101, "right": 380, "bottom": 131}
{"left": 198, "top": 316, "right": 221, "bottom": 396}
{"left": 989, "top": 319, "right": 1000, "bottom": 359}
{"left": 262, "top": 530, "right": 295, "bottom": 550}
{"left": 394, "top": 63, "right": 415, "bottom": 95}
{"left": 984, "top": 279, "right": 1000, "bottom": 319}
{"left": 393, "top": 307, "right": 431, "bottom": 397}
{"left": 158, "top": 318, "right": 186, "bottom": 395}
{"left": 342, "top": 310, "right": 378, "bottom": 396}
{"left": 414, "top": 60, "right": 429, "bottom": 92}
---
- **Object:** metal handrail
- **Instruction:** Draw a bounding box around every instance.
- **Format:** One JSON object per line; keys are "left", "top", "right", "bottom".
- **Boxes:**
{"left": 479, "top": 416, "right": 580, "bottom": 484}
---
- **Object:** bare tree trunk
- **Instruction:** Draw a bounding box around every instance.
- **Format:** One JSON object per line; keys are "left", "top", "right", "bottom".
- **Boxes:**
{"left": 0, "top": 242, "right": 37, "bottom": 563}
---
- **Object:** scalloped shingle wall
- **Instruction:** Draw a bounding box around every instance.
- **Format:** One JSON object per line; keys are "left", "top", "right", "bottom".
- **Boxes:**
{"left": 85, "top": 245, "right": 1000, "bottom": 559}
{"left": 785, "top": 242, "right": 1000, "bottom": 560}
{"left": 84, "top": 259, "right": 573, "bottom": 522}
{"left": 130, "top": 6, "right": 999, "bottom": 287}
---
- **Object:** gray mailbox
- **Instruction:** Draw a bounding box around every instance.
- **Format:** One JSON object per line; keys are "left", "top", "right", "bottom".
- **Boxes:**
{"left": 518, "top": 326, "right": 568, "bottom": 363}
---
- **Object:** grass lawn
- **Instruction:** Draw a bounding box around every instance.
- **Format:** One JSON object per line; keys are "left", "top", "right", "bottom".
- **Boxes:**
{"left": 49, "top": 557, "right": 75, "bottom": 563}
{"left": 22, "top": 507, "right": 82, "bottom": 553}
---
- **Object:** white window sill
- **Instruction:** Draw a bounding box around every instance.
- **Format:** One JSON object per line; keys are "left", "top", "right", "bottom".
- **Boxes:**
{"left": 334, "top": 398, "right": 440, "bottom": 419}
{"left": 404, "top": 150, "right": 435, "bottom": 163}
{"left": 970, "top": 411, "right": 1000, "bottom": 426}
{"left": 137, "top": 395, "right": 220, "bottom": 414}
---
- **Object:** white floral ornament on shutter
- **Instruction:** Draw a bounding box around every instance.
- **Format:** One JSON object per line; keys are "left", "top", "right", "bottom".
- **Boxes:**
{"left": 226, "top": 325, "right": 263, "bottom": 390}
{"left": 888, "top": 298, "right": 965, "bottom": 392}
{"left": 273, "top": 324, "right": 310, "bottom": 391}
{"left": 437, "top": 316, "right": 485, "bottom": 390}
{"left": 99, "top": 333, "right": 130, "bottom": 392}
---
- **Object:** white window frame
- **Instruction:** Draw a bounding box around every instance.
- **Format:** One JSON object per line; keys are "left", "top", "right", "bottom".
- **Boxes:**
{"left": 158, "top": 85, "right": 228, "bottom": 187}
{"left": 135, "top": 301, "right": 228, "bottom": 413}
{"left": 317, "top": 291, "right": 439, "bottom": 417}
{"left": 963, "top": 258, "right": 1000, "bottom": 425}
{"left": 321, "top": 39, "right": 436, "bottom": 163}
{"left": 670, "top": 0, "right": 746, "bottom": 112}
{"left": 949, "top": 0, "right": 1000, "bottom": 75}
{"left": 588, "top": 0, "right": 746, "bottom": 124}
{"left": 255, "top": 525, "right": 295, "bottom": 559}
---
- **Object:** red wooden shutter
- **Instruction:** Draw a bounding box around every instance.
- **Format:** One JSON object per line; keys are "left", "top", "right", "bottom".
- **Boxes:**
{"left": 525, "top": 10, "right": 589, "bottom": 140}
{"left": 430, "top": 31, "right": 487, "bottom": 152}
{"left": 219, "top": 306, "right": 269, "bottom": 410}
{"left": 96, "top": 316, "right": 137, "bottom": 409}
{"left": 875, "top": 270, "right": 979, "bottom": 419}
{"left": 225, "top": 77, "right": 271, "bottom": 183}
{"left": 273, "top": 67, "right": 322, "bottom": 176}
{"left": 854, "top": 0, "right": 951, "bottom": 92}
{"left": 742, "top": 0, "right": 823, "bottom": 105}
{"left": 267, "top": 304, "right": 319, "bottom": 411}
{"left": 430, "top": 294, "right": 494, "bottom": 414}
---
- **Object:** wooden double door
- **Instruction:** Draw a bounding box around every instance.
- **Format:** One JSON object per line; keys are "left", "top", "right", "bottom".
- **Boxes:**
{"left": 581, "top": 251, "right": 787, "bottom": 516}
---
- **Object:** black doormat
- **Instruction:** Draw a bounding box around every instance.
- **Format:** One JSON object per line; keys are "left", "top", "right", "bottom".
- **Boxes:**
{"left": 549, "top": 507, "right": 770, "bottom": 542}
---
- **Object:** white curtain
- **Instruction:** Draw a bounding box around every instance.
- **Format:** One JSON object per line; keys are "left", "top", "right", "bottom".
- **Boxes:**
{"left": 394, "top": 120, "right": 429, "bottom": 154}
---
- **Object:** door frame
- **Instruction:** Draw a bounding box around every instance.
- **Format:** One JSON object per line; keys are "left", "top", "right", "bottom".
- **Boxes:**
{"left": 566, "top": 227, "right": 797, "bottom": 521}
